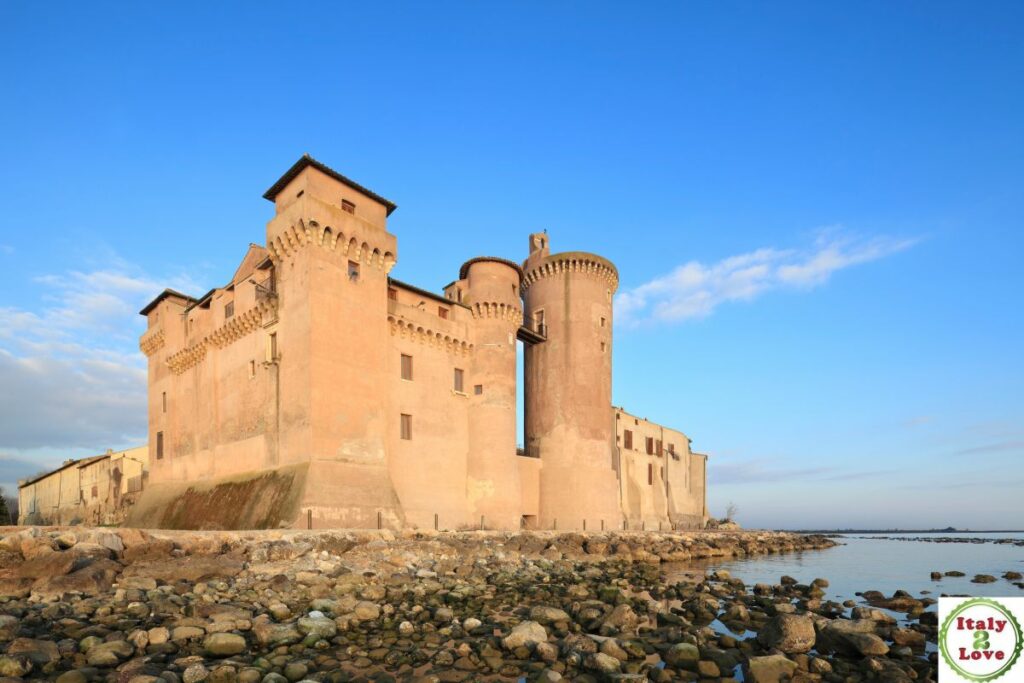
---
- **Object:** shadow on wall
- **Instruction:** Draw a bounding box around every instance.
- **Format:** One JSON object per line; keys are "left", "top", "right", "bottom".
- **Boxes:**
{"left": 125, "top": 464, "right": 308, "bottom": 530}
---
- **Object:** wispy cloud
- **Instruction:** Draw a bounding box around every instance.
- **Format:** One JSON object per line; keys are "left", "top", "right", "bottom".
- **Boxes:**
{"left": 615, "top": 229, "right": 919, "bottom": 325}
{"left": 0, "top": 260, "right": 202, "bottom": 454}
{"left": 709, "top": 457, "right": 894, "bottom": 485}
{"left": 951, "top": 440, "right": 1024, "bottom": 457}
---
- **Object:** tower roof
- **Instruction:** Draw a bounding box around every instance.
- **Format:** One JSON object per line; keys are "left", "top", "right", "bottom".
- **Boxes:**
{"left": 458, "top": 256, "right": 525, "bottom": 283}
{"left": 262, "top": 154, "right": 398, "bottom": 216}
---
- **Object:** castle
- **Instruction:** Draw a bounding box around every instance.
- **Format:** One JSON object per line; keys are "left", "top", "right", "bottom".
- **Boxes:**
{"left": 129, "top": 156, "right": 707, "bottom": 531}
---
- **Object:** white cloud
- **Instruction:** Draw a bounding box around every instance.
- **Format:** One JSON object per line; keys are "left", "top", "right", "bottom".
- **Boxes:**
{"left": 615, "top": 229, "right": 919, "bottom": 325}
{"left": 0, "top": 262, "right": 202, "bottom": 455}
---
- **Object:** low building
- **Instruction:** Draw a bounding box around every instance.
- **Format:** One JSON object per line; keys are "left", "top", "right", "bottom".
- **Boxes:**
{"left": 128, "top": 155, "right": 710, "bottom": 531}
{"left": 18, "top": 446, "right": 148, "bottom": 526}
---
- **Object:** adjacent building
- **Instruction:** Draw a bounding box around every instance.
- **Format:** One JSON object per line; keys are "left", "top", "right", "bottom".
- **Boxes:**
{"left": 18, "top": 446, "right": 148, "bottom": 526}
{"left": 128, "top": 155, "right": 708, "bottom": 531}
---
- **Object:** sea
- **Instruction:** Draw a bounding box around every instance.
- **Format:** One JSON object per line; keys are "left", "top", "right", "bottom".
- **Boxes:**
{"left": 676, "top": 532, "right": 1024, "bottom": 606}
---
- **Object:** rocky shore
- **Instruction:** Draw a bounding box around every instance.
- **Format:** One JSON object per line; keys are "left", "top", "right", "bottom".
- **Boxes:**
{"left": 0, "top": 527, "right": 935, "bottom": 682}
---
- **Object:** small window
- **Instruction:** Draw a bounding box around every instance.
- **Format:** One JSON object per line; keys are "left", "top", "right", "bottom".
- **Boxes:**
{"left": 661, "top": 466, "right": 665, "bottom": 480}
{"left": 657, "top": 440, "right": 663, "bottom": 456}
{"left": 601, "top": 342, "right": 606, "bottom": 353}
{"left": 668, "top": 443, "right": 675, "bottom": 455}
{"left": 341, "top": 199, "right": 356, "bottom": 214}
{"left": 161, "top": 392, "right": 166, "bottom": 413}
{"left": 438, "top": 307, "right": 449, "bottom": 320}
{"left": 249, "top": 360, "right": 256, "bottom": 379}
{"left": 623, "top": 430, "right": 633, "bottom": 450}
{"left": 400, "top": 414, "right": 412, "bottom": 440}
{"left": 268, "top": 332, "right": 278, "bottom": 361}
{"left": 92, "top": 485, "right": 98, "bottom": 499}
{"left": 474, "top": 384, "right": 483, "bottom": 395}
{"left": 401, "top": 354, "right": 413, "bottom": 381}
{"left": 348, "top": 260, "right": 360, "bottom": 281}
{"left": 388, "top": 288, "right": 398, "bottom": 301}
{"left": 600, "top": 317, "right": 606, "bottom": 327}
{"left": 225, "top": 301, "right": 234, "bottom": 319}
{"left": 296, "top": 190, "right": 304, "bottom": 198}
{"left": 646, "top": 437, "right": 655, "bottom": 455}
{"left": 156, "top": 431, "right": 164, "bottom": 460}
{"left": 454, "top": 368, "right": 464, "bottom": 393}
{"left": 647, "top": 463, "right": 653, "bottom": 486}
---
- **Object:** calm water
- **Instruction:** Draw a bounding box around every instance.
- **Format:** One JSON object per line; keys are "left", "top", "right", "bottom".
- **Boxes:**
{"left": 673, "top": 533, "right": 1024, "bottom": 606}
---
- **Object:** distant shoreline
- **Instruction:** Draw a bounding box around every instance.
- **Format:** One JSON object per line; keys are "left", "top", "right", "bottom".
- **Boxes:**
{"left": 788, "top": 529, "right": 1024, "bottom": 534}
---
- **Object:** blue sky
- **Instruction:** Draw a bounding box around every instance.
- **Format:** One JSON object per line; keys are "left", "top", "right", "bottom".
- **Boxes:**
{"left": 0, "top": 1, "right": 1021, "bottom": 528}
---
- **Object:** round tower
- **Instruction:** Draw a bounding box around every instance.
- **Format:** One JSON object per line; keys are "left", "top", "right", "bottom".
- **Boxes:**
{"left": 522, "top": 233, "right": 621, "bottom": 530}
{"left": 462, "top": 257, "right": 524, "bottom": 530}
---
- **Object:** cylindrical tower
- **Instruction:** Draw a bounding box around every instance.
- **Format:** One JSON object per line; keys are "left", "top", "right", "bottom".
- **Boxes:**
{"left": 463, "top": 257, "right": 524, "bottom": 530}
{"left": 522, "top": 233, "right": 621, "bottom": 530}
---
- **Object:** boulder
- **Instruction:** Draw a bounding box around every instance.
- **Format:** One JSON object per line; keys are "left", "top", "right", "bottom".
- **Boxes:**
{"left": 744, "top": 654, "right": 798, "bottom": 683}
{"left": 204, "top": 633, "right": 247, "bottom": 657}
{"left": 529, "top": 605, "right": 571, "bottom": 624}
{"left": 757, "top": 614, "right": 816, "bottom": 654}
{"left": 502, "top": 621, "right": 547, "bottom": 650}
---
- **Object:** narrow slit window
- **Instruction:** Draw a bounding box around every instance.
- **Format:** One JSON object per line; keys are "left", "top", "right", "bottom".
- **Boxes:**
{"left": 249, "top": 360, "right": 256, "bottom": 378}
{"left": 401, "top": 354, "right": 413, "bottom": 381}
{"left": 341, "top": 199, "right": 356, "bottom": 214}
{"left": 161, "top": 391, "right": 166, "bottom": 413}
{"left": 400, "top": 414, "right": 412, "bottom": 440}
{"left": 156, "top": 431, "right": 164, "bottom": 460}
{"left": 268, "top": 332, "right": 278, "bottom": 361}
{"left": 454, "top": 368, "right": 464, "bottom": 392}
{"left": 348, "top": 260, "right": 360, "bottom": 281}
{"left": 648, "top": 463, "right": 653, "bottom": 485}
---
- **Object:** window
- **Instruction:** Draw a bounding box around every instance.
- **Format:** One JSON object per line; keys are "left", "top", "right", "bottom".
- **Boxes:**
{"left": 249, "top": 360, "right": 256, "bottom": 379}
{"left": 348, "top": 260, "right": 360, "bottom": 281}
{"left": 225, "top": 301, "right": 234, "bottom": 319}
{"left": 623, "top": 430, "right": 633, "bottom": 450}
{"left": 401, "top": 354, "right": 413, "bottom": 381}
{"left": 341, "top": 199, "right": 356, "bottom": 214}
{"left": 601, "top": 342, "right": 606, "bottom": 353}
{"left": 600, "top": 317, "right": 606, "bottom": 328}
{"left": 648, "top": 463, "right": 653, "bottom": 485}
{"left": 474, "top": 384, "right": 483, "bottom": 395}
{"left": 668, "top": 443, "right": 675, "bottom": 456}
{"left": 268, "top": 332, "right": 278, "bottom": 361}
{"left": 156, "top": 431, "right": 164, "bottom": 460}
{"left": 438, "top": 307, "right": 449, "bottom": 320}
{"left": 657, "top": 440, "right": 663, "bottom": 456}
{"left": 454, "top": 368, "right": 464, "bottom": 393}
{"left": 92, "top": 485, "right": 98, "bottom": 499}
{"left": 400, "top": 414, "right": 412, "bottom": 440}
{"left": 388, "top": 288, "right": 398, "bottom": 301}
{"left": 296, "top": 190, "right": 304, "bottom": 198}
{"left": 661, "top": 466, "right": 664, "bottom": 480}
{"left": 646, "top": 437, "right": 655, "bottom": 455}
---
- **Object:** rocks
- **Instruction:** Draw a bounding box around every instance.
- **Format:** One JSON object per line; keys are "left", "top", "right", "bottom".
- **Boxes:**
{"left": 757, "top": 614, "right": 816, "bottom": 654}
{"left": 973, "top": 574, "right": 998, "bottom": 583}
{"left": 0, "top": 654, "right": 33, "bottom": 678}
{"left": 203, "top": 632, "right": 247, "bottom": 657}
{"left": 0, "top": 526, "right": 920, "bottom": 683}
{"left": 1004, "top": 571, "right": 1023, "bottom": 580}
{"left": 663, "top": 642, "right": 700, "bottom": 668}
{"left": 85, "top": 639, "right": 134, "bottom": 666}
{"left": 296, "top": 615, "right": 337, "bottom": 639}
{"left": 529, "top": 605, "right": 571, "bottom": 624}
{"left": 502, "top": 620, "right": 548, "bottom": 649}
{"left": 745, "top": 654, "right": 799, "bottom": 683}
